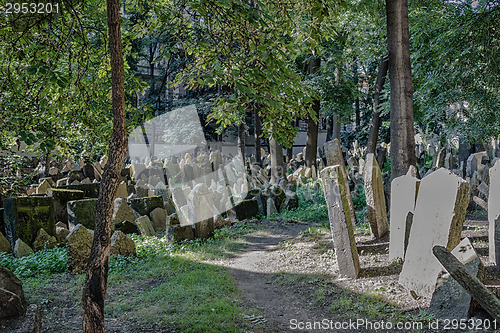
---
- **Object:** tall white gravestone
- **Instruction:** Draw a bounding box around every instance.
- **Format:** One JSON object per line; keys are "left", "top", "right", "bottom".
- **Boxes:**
{"left": 489, "top": 160, "right": 500, "bottom": 266}
{"left": 389, "top": 170, "right": 420, "bottom": 261}
{"left": 399, "top": 168, "right": 469, "bottom": 297}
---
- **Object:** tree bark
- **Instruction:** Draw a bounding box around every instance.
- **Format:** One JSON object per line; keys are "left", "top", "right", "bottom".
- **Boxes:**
{"left": 305, "top": 57, "right": 320, "bottom": 168}
{"left": 82, "top": 0, "right": 128, "bottom": 332}
{"left": 367, "top": 55, "right": 389, "bottom": 154}
{"left": 269, "top": 135, "right": 284, "bottom": 184}
{"left": 332, "top": 114, "right": 341, "bottom": 140}
{"left": 254, "top": 107, "right": 261, "bottom": 165}
{"left": 238, "top": 122, "right": 245, "bottom": 165}
{"left": 326, "top": 116, "right": 334, "bottom": 142}
{"left": 386, "top": 0, "right": 416, "bottom": 179}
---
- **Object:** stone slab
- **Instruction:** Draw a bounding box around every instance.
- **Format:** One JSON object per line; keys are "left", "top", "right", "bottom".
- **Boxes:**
{"left": 399, "top": 168, "right": 469, "bottom": 297}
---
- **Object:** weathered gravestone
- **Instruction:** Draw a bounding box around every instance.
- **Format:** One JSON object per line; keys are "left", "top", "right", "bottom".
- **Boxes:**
{"left": 466, "top": 152, "right": 487, "bottom": 178}
{"left": 110, "top": 231, "right": 136, "bottom": 257}
{"left": 67, "top": 198, "right": 97, "bottom": 230}
{"left": 129, "top": 196, "right": 163, "bottom": 217}
{"left": 323, "top": 139, "right": 358, "bottom": 226}
{"left": 0, "top": 264, "right": 25, "bottom": 319}
{"left": 46, "top": 188, "right": 85, "bottom": 225}
{"left": 58, "top": 183, "right": 100, "bottom": 198}
{"left": 32, "top": 228, "right": 57, "bottom": 252}
{"left": 433, "top": 245, "right": 500, "bottom": 322}
{"left": 13, "top": 239, "right": 33, "bottom": 258}
{"left": 429, "top": 238, "right": 483, "bottom": 320}
{"left": 3, "top": 197, "right": 55, "bottom": 248}
{"left": 134, "top": 216, "right": 155, "bottom": 236}
{"left": 66, "top": 224, "right": 93, "bottom": 274}
{"left": 321, "top": 165, "right": 360, "bottom": 278}
{"left": 364, "top": 153, "right": 389, "bottom": 238}
{"left": 389, "top": 170, "right": 420, "bottom": 261}
{"left": 489, "top": 160, "right": 500, "bottom": 266}
{"left": 0, "top": 232, "right": 11, "bottom": 254}
{"left": 399, "top": 168, "right": 469, "bottom": 297}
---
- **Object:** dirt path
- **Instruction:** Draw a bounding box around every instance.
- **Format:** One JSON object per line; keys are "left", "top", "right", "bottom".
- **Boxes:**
{"left": 223, "top": 220, "right": 335, "bottom": 332}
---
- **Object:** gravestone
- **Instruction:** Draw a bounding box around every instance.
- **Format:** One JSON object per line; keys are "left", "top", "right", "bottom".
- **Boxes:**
{"left": 436, "top": 147, "right": 447, "bottom": 168}
{"left": 489, "top": 160, "right": 500, "bottom": 266}
{"left": 134, "top": 216, "right": 155, "bottom": 236}
{"left": 129, "top": 196, "right": 163, "bottom": 217}
{"left": 323, "top": 139, "right": 358, "bottom": 226}
{"left": 266, "top": 197, "right": 277, "bottom": 216}
{"left": 46, "top": 188, "right": 85, "bottom": 225}
{"left": 0, "top": 264, "right": 25, "bottom": 319}
{"left": 13, "top": 239, "right": 33, "bottom": 258}
{"left": 321, "top": 165, "right": 360, "bottom": 278}
{"left": 0, "top": 232, "right": 10, "bottom": 253}
{"left": 389, "top": 171, "right": 420, "bottom": 261}
{"left": 399, "top": 168, "right": 469, "bottom": 297}
{"left": 67, "top": 199, "right": 97, "bottom": 230}
{"left": 32, "top": 228, "right": 57, "bottom": 252}
{"left": 66, "top": 224, "right": 93, "bottom": 274}
{"left": 364, "top": 153, "right": 389, "bottom": 238}
{"left": 3, "top": 197, "right": 55, "bottom": 248}
{"left": 58, "top": 183, "right": 100, "bottom": 198}
{"left": 110, "top": 231, "right": 136, "bottom": 257}
{"left": 429, "top": 238, "right": 483, "bottom": 319}
{"left": 466, "top": 152, "right": 487, "bottom": 178}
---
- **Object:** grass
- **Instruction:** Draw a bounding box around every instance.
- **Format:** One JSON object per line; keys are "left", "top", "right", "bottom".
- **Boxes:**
{"left": 3, "top": 222, "right": 262, "bottom": 333}
{"left": 273, "top": 181, "right": 329, "bottom": 223}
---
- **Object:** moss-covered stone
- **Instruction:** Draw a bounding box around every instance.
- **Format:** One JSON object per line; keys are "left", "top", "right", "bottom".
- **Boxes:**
{"left": 129, "top": 196, "right": 163, "bottom": 216}
{"left": 233, "top": 199, "right": 259, "bottom": 220}
{"left": 67, "top": 198, "right": 97, "bottom": 230}
{"left": 58, "top": 183, "right": 100, "bottom": 198}
{"left": 46, "top": 188, "right": 85, "bottom": 224}
{"left": 3, "top": 196, "right": 56, "bottom": 248}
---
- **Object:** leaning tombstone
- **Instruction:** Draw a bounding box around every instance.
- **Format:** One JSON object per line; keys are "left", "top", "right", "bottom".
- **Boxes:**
{"left": 321, "top": 165, "right": 360, "bottom": 278}
{"left": 389, "top": 169, "right": 420, "bottom": 261}
{"left": 323, "top": 139, "right": 357, "bottom": 226}
{"left": 66, "top": 224, "right": 93, "bottom": 274}
{"left": 489, "top": 160, "right": 500, "bottom": 266}
{"left": 399, "top": 168, "right": 469, "bottom": 297}
{"left": 428, "top": 238, "right": 483, "bottom": 320}
{"left": 364, "top": 153, "right": 389, "bottom": 238}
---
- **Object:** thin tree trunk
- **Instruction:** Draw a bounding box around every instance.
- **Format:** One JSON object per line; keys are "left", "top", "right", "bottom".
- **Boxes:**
{"left": 332, "top": 114, "right": 341, "bottom": 140}
{"left": 82, "top": 0, "right": 128, "bottom": 332}
{"left": 238, "top": 122, "right": 245, "bottom": 164}
{"left": 305, "top": 57, "right": 320, "bottom": 168}
{"left": 386, "top": 0, "right": 416, "bottom": 179}
{"left": 367, "top": 55, "right": 389, "bottom": 154}
{"left": 326, "top": 117, "right": 334, "bottom": 142}
{"left": 270, "top": 135, "right": 284, "bottom": 184}
{"left": 254, "top": 107, "right": 261, "bottom": 165}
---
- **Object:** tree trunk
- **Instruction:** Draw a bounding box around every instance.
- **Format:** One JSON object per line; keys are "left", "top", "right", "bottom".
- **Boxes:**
{"left": 305, "top": 57, "right": 320, "bottom": 168}
{"left": 254, "top": 107, "right": 261, "bottom": 165}
{"left": 332, "top": 114, "right": 341, "bottom": 140}
{"left": 386, "top": 0, "right": 416, "bottom": 179}
{"left": 269, "top": 135, "right": 284, "bottom": 184}
{"left": 82, "top": 0, "right": 128, "bottom": 332}
{"left": 326, "top": 117, "right": 334, "bottom": 142}
{"left": 238, "top": 122, "right": 245, "bottom": 164}
{"left": 367, "top": 55, "right": 389, "bottom": 154}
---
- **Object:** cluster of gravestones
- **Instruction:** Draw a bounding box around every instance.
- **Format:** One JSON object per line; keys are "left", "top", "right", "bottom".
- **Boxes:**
{"left": 1, "top": 147, "right": 303, "bottom": 263}
{"left": 321, "top": 138, "right": 500, "bottom": 321}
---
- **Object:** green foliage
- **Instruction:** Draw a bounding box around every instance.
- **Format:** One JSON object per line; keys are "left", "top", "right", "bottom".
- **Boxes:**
{"left": 275, "top": 182, "right": 329, "bottom": 223}
{"left": 410, "top": 0, "right": 500, "bottom": 143}
{"left": 352, "top": 185, "right": 366, "bottom": 210}
{"left": 0, "top": 248, "right": 67, "bottom": 278}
